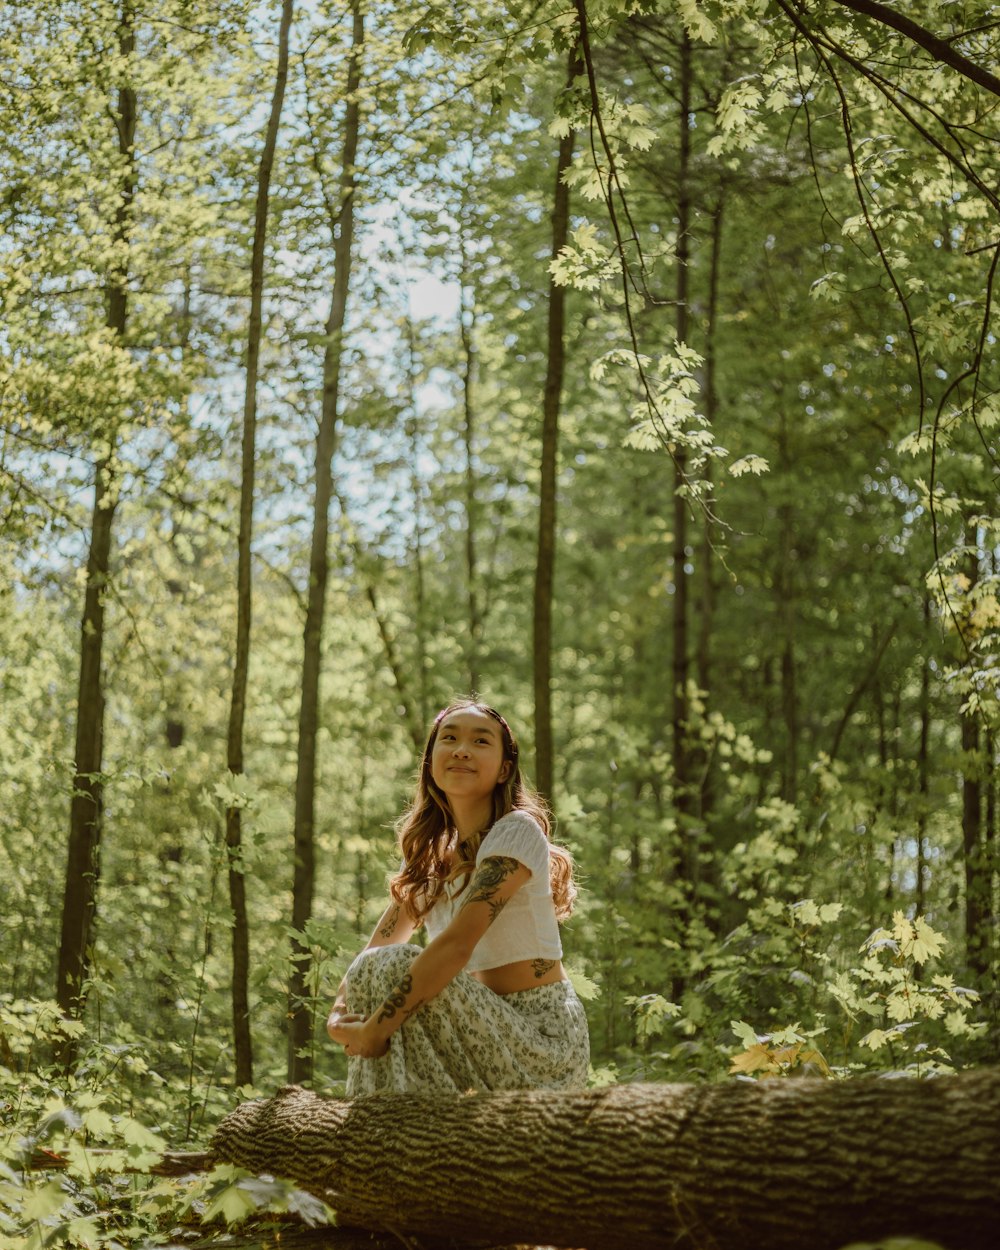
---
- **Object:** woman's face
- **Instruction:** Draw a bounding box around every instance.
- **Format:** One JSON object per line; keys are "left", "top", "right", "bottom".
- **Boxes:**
{"left": 429, "top": 708, "right": 511, "bottom": 805}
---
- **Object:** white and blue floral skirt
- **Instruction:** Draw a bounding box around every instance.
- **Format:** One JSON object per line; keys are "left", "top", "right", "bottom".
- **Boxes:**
{"left": 341, "top": 943, "right": 590, "bottom": 1095}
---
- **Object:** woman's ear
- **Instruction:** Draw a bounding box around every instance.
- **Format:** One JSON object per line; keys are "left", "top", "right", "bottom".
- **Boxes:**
{"left": 498, "top": 761, "right": 512, "bottom": 783}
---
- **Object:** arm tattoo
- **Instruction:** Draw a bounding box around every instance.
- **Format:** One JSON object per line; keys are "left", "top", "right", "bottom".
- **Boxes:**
{"left": 460, "top": 855, "right": 521, "bottom": 926}
{"left": 378, "top": 904, "right": 400, "bottom": 940}
{"left": 375, "top": 972, "right": 424, "bottom": 1024}
{"left": 531, "top": 958, "right": 557, "bottom": 979}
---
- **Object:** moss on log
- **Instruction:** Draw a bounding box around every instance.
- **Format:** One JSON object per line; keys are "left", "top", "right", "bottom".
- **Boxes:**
{"left": 209, "top": 1072, "right": 1000, "bottom": 1250}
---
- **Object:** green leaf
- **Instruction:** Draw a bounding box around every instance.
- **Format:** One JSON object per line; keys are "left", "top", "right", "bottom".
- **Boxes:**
{"left": 567, "top": 967, "right": 600, "bottom": 1001}
{"left": 204, "top": 1183, "right": 257, "bottom": 1225}
{"left": 730, "top": 1019, "right": 759, "bottom": 1048}
{"left": 21, "top": 1182, "right": 67, "bottom": 1222}
{"left": 119, "top": 1117, "right": 165, "bottom": 1152}
{"left": 729, "top": 454, "right": 769, "bottom": 477}
{"left": 82, "top": 1107, "right": 115, "bottom": 1138}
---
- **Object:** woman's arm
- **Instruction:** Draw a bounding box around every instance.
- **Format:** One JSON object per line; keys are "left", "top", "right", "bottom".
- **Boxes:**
{"left": 327, "top": 856, "right": 530, "bottom": 1057}
{"left": 330, "top": 898, "right": 417, "bottom": 1013}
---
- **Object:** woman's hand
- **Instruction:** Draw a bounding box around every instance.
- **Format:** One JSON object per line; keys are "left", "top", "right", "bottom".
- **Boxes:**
{"left": 326, "top": 1006, "right": 362, "bottom": 1038}
{"left": 326, "top": 1012, "right": 390, "bottom": 1059}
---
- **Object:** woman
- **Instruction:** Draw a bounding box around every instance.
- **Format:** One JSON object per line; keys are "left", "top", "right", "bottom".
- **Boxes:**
{"left": 326, "top": 699, "right": 589, "bottom": 1093}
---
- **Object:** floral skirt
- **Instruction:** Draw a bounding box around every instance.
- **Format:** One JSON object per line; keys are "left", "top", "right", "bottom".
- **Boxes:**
{"left": 342, "top": 943, "right": 590, "bottom": 1095}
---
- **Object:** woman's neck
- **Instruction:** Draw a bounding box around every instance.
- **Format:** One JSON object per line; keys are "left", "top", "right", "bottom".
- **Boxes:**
{"left": 449, "top": 797, "right": 492, "bottom": 842}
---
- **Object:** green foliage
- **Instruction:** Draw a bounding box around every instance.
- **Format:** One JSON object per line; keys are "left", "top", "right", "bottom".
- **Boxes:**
{"left": 1, "top": 1, "right": 999, "bottom": 1243}
{"left": 629, "top": 904, "right": 986, "bottom": 1081}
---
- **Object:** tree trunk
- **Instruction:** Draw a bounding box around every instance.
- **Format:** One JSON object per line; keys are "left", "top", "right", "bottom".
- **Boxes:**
{"left": 695, "top": 196, "right": 723, "bottom": 822}
{"left": 55, "top": 1, "right": 136, "bottom": 1054}
{"left": 960, "top": 542, "right": 989, "bottom": 977}
{"left": 670, "top": 31, "right": 695, "bottom": 900}
{"left": 776, "top": 407, "right": 798, "bottom": 803}
{"left": 225, "top": 0, "right": 294, "bottom": 1091}
{"left": 457, "top": 219, "right": 482, "bottom": 695}
{"left": 986, "top": 726, "right": 996, "bottom": 968}
{"left": 402, "top": 309, "right": 430, "bottom": 727}
{"left": 671, "top": 30, "right": 693, "bottom": 837}
{"left": 532, "top": 46, "right": 579, "bottom": 803}
{"left": 288, "top": 0, "right": 364, "bottom": 1084}
{"left": 916, "top": 594, "right": 931, "bottom": 914}
{"left": 210, "top": 1074, "right": 1000, "bottom": 1250}
{"left": 962, "top": 698, "right": 987, "bottom": 976}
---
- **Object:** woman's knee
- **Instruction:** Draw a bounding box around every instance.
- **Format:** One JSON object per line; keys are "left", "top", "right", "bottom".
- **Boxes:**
{"left": 344, "top": 943, "right": 421, "bottom": 1008}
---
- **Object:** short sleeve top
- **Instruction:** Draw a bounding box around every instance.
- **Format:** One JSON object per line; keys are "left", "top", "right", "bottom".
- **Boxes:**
{"left": 423, "top": 810, "right": 563, "bottom": 973}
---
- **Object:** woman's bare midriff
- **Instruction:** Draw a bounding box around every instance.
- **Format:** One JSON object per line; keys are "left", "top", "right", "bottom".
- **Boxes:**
{"left": 472, "top": 957, "right": 566, "bottom": 995}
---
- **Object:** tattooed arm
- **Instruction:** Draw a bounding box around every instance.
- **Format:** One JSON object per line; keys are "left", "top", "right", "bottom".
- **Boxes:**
{"left": 328, "top": 855, "right": 531, "bottom": 1058}
{"left": 329, "top": 898, "right": 417, "bottom": 1017}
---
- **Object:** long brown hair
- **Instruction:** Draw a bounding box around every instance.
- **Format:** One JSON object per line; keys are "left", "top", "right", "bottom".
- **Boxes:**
{"left": 389, "top": 699, "right": 577, "bottom": 924}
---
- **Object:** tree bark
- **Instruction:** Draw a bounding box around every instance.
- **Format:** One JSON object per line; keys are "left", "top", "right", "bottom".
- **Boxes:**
{"left": 288, "top": 0, "right": 364, "bottom": 1084}
{"left": 672, "top": 29, "right": 694, "bottom": 844}
{"left": 402, "top": 307, "right": 430, "bottom": 727}
{"left": 986, "top": 726, "right": 996, "bottom": 958}
{"left": 457, "top": 220, "right": 482, "bottom": 696}
{"left": 695, "top": 196, "right": 724, "bottom": 822}
{"left": 55, "top": 1, "right": 136, "bottom": 1054}
{"left": 225, "top": 0, "right": 294, "bottom": 1091}
{"left": 776, "top": 408, "right": 798, "bottom": 803}
{"left": 916, "top": 593, "right": 931, "bottom": 914}
{"left": 962, "top": 696, "right": 987, "bottom": 976}
{"left": 960, "top": 543, "right": 989, "bottom": 978}
{"left": 210, "top": 1074, "right": 1000, "bottom": 1250}
{"left": 532, "top": 46, "right": 580, "bottom": 804}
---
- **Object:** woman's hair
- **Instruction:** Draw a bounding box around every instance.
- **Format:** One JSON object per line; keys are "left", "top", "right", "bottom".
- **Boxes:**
{"left": 389, "top": 698, "right": 577, "bottom": 924}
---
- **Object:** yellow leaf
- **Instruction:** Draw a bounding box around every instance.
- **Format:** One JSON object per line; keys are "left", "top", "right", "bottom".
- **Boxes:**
{"left": 729, "top": 1043, "right": 774, "bottom": 1075}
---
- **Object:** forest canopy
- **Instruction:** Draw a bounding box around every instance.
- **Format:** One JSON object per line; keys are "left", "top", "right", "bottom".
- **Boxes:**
{"left": 1, "top": 0, "right": 999, "bottom": 1243}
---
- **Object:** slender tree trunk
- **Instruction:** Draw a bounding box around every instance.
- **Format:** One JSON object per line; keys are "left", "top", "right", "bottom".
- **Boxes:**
{"left": 695, "top": 197, "right": 723, "bottom": 821}
{"left": 962, "top": 698, "right": 987, "bottom": 975}
{"left": 55, "top": 2, "right": 136, "bottom": 1055}
{"left": 776, "top": 409, "right": 798, "bottom": 803}
{"left": 225, "top": 0, "right": 294, "bottom": 1091}
{"left": 533, "top": 47, "right": 580, "bottom": 803}
{"left": 457, "top": 223, "right": 481, "bottom": 694}
{"left": 211, "top": 1075, "right": 1000, "bottom": 1250}
{"left": 288, "top": 0, "right": 364, "bottom": 1084}
{"left": 961, "top": 545, "right": 989, "bottom": 977}
{"left": 916, "top": 595, "right": 931, "bottom": 914}
{"left": 402, "top": 310, "right": 430, "bottom": 726}
{"left": 672, "top": 30, "right": 694, "bottom": 841}
{"left": 986, "top": 727, "right": 996, "bottom": 937}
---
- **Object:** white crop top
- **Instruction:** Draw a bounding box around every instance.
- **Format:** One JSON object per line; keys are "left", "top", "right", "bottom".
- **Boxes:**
{"left": 423, "top": 810, "right": 563, "bottom": 973}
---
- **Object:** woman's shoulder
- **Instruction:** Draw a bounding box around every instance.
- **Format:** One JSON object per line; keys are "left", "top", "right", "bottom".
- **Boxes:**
{"left": 478, "top": 809, "right": 550, "bottom": 873}
{"left": 489, "top": 809, "right": 546, "bottom": 839}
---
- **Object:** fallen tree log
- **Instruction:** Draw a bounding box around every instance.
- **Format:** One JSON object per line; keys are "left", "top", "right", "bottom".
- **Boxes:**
{"left": 209, "top": 1070, "right": 1000, "bottom": 1250}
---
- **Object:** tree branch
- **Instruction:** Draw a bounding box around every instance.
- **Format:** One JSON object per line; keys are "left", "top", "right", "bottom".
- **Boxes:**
{"left": 828, "top": 0, "right": 1000, "bottom": 98}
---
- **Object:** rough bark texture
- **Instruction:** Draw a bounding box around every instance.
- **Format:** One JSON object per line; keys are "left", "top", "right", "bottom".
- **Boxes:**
{"left": 671, "top": 30, "right": 693, "bottom": 843}
{"left": 210, "top": 1074, "right": 1000, "bottom": 1250}
{"left": 226, "top": 0, "right": 294, "bottom": 1092}
{"left": 189, "top": 1229, "right": 498, "bottom": 1250}
{"left": 288, "top": 0, "right": 364, "bottom": 1084}
{"left": 532, "top": 45, "right": 579, "bottom": 803}
{"left": 55, "top": 2, "right": 136, "bottom": 1050}
{"left": 457, "top": 220, "right": 482, "bottom": 697}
